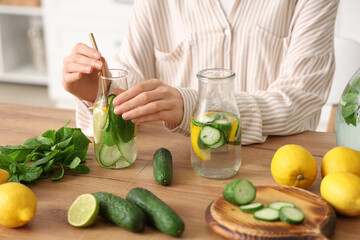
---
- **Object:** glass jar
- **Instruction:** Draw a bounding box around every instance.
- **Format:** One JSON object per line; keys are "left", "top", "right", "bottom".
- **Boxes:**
{"left": 335, "top": 67, "right": 360, "bottom": 151}
{"left": 191, "top": 68, "right": 242, "bottom": 179}
{"left": 93, "top": 69, "right": 137, "bottom": 168}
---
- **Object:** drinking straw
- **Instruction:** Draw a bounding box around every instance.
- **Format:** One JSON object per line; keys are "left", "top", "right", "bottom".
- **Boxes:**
{"left": 89, "top": 33, "right": 107, "bottom": 106}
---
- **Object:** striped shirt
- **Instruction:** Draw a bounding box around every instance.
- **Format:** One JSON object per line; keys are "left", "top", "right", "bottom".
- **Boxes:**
{"left": 76, "top": 0, "right": 338, "bottom": 145}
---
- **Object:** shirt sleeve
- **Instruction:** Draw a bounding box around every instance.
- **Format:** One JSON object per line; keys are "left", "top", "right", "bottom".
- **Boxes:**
{"left": 167, "top": 0, "right": 338, "bottom": 145}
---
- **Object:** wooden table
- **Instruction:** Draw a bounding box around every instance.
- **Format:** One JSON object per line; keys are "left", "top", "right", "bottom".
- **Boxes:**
{"left": 0, "top": 103, "right": 358, "bottom": 239}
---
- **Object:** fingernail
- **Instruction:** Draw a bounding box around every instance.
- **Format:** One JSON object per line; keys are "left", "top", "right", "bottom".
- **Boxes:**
{"left": 122, "top": 112, "right": 129, "bottom": 120}
{"left": 95, "top": 61, "right": 103, "bottom": 69}
{"left": 93, "top": 52, "right": 101, "bottom": 59}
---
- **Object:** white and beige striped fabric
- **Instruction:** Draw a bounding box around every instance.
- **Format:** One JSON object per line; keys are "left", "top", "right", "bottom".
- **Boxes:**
{"left": 76, "top": 0, "right": 338, "bottom": 145}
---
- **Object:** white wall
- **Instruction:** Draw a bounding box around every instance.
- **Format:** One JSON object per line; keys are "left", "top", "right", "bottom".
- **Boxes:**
{"left": 316, "top": 0, "right": 360, "bottom": 132}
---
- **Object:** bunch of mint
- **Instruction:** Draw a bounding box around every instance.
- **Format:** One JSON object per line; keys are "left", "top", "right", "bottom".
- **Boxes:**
{"left": 0, "top": 120, "right": 91, "bottom": 183}
{"left": 341, "top": 76, "right": 360, "bottom": 127}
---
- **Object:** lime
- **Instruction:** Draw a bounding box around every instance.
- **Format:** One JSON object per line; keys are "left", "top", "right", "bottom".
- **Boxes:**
{"left": 93, "top": 106, "right": 108, "bottom": 144}
{"left": 68, "top": 193, "right": 99, "bottom": 227}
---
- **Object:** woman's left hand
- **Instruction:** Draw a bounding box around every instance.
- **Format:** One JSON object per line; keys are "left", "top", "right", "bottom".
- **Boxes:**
{"left": 112, "top": 79, "right": 184, "bottom": 126}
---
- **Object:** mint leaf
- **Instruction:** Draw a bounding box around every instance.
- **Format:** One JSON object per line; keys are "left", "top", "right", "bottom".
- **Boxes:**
{"left": 69, "top": 157, "right": 81, "bottom": 169}
{"left": 52, "top": 164, "right": 65, "bottom": 181}
{"left": 18, "top": 165, "right": 42, "bottom": 182}
{"left": 342, "top": 103, "right": 358, "bottom": 118}
{"left": 72, "top": 164, "right": 90, "bottom": 174}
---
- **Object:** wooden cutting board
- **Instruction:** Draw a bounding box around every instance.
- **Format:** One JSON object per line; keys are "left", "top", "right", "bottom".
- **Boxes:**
{"left": 206, "top": 185, "right": 336, "bottom": 240}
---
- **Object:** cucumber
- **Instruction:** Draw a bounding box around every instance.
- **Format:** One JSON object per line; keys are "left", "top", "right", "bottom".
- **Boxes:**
{"left": 99, "top": 144, "right": 121, "bottom": 167}
{"left": 222, "top": 179, "right": 256, "bottom": 205}
{"left": 153, "top": 148, "right": 173, "bottom": 186}
{"left": 269, "top": 201, "right": 295, "bottom": 210}
{"left": 239, "top": 202, "right": 264, "bottom": 213}
{"left": 197, "top": 114, "right": 215, "bottom": 124}
{"left": 92, "top": 192, "right": 146, "bottom": 232}
{"left": 213, "top": 119, "right": 232, "bottom": 130}
{"left": 118, "top": 138, "right": 136, "bottom": 164}
{"left": 199, "top": 126, "right": 221, "bottom": 146}
{"left": 254, "top": 207, "right": 279, "bottom": 222}
{"left": 208, "top": 133, "right": 225, "bottom": 149}
{"left": 279, "top": 206, "right": 305, "bottom": 225}
{"left": 126, "top": 188, "right": 184, "bottom": 237}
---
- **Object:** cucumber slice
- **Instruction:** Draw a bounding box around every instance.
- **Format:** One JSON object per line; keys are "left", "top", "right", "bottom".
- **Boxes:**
{"left": 99, "top": 144, "right": 122, "bottom": 167}
{"left": 118, "top": 138, "right": 137, "bottom": 164}
{"left": 222, "top": 179, "right": 256, "bottom": 205}
{"left": 239, "top": 202, "right": 264, "bottom": 213}
{"left": 269, "top": 201, "right": 295, "bottom": 210}
{"left": 208, "top": 133, "right": 225, "bottom": 149}
{"left": 254, "top": 208, "right": 279, "bottom": 222}
{"left": 279, "top": 206, "right": 305, "bottom": 225}
{"left": 200, "top": 126, "right": 221, "bottom": 146}
{"left": 197, "top": 115, "right": 215, "bottom": 124}
{"left": 213, "top": 119, "right": 232, "bottom": 130}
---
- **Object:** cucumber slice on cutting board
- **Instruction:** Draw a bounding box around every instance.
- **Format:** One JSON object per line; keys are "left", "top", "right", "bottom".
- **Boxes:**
{"left": 239, "top": 202, "right": 264, "bottom": 213}
{"left": 269, "top": 201, "right": 295, "bottom": 210}
{"left": 279, "top": 206, "right": 305, "bottom": 225}
{"left": 99, "top": 144, "right": 121, "bottom": 167}
{"left": 254, "top": 207, "right": 279, "bottom": 222}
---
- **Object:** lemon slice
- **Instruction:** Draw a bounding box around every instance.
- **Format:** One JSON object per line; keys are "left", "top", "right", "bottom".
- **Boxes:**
{"left": 93, "top": 106, "right": 108, "bottom": 144}
{"left": 68, "top": 194, "right": 99, "bottom": 227}
{"left": 191, "top": 122, "right": 211, "bottom": 161}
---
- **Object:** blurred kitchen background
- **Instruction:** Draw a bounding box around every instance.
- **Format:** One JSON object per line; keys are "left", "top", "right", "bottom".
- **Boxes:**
{"left": 0, "top": 0, "right": 359, "bottom": 132}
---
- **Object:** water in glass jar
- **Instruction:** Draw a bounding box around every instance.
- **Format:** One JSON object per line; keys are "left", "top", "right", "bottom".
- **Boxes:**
{"left": 191, "top": 112, "right": 241, "bottom": 179}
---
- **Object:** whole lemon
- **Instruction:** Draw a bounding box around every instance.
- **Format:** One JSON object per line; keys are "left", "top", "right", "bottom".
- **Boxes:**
{"left": 320, "top": 172, "right": 360, "bottom": 216}
{"left": 271, "top": 144, "right": 317, "bottom": 189}
{"left": 0, "top": 169, "right": 10, "bottom": 184}
{"left": 321, "top": 146, "right": 360, "bottom": 178}
{"left": 0, "top": 182, "right": 37, "bottom": 228}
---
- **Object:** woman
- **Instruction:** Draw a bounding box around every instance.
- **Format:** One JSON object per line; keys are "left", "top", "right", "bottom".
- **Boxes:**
{"left": 62, "top": 0, "right": 338, "bottom": 144}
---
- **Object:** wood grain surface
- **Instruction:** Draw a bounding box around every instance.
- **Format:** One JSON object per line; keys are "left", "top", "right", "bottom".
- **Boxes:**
{"left": 0, "top": 103, "right": 358, "bottom": 240}
{"left": 206, "top": 185, "right": 336, "bottom": 239}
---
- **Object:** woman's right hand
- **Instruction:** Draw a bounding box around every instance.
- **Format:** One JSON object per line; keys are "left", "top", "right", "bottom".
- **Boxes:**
{"left": 62, "top": 43, "right": 105, "bottom": 102}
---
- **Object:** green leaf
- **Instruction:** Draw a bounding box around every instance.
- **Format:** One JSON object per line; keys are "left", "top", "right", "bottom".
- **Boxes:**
{"left": 24, "top": 138, "right": 41, "bottom": 148}
{"left": 118, "top": 115, "right": 135, "bottom": 143}
{"left": 51, "top": 164, "right": 65, "bottom": 181}
{"left": 7, "top": 175, "right": 19, "bottom": 183}
{"left": 18, "top": 165, "right": 42, "bottom": 182}
{"left": 0, "top": 154, "right": 16, "bottom": 170}
{"left": 51, "top": 137, "right": 72, "bottom": 151}
{"left": 43, "top": 159, "right": 55, "bottom": 173}
{"left": 9, "top": 163, "right": 17, "bottom": 174}
{"left": 344, "top": 112, "right": 357, "bottom": 126}
{"left": 342, "top": 103, "right": 358, "bottom": 118}
{"left": 69, "top": 157, "right": 81, "bottom": 169}
{"left": 0, "top": 145, "right": 31, "bottom": 155}
{"left": 41, "top": 129, "right": 56, "bottom": 143}
{"left": 342, "top": 92, "right": 359, "bottom": 104}
{"left": 32, "top": 150, "right": 59, "bottom": 167}
{"left": 55, "top": 120, "right": 73, "bottom": 143}
{"left": 72, "top": 164, "right": 90, "bottom": 174}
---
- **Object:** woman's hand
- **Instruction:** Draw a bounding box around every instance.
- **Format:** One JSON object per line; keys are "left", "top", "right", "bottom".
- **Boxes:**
{"left": 113, "top": 79, "right": 184, "bottom": 126}
{"left": 62, "top": 43, "right": 105, "bottom": 102}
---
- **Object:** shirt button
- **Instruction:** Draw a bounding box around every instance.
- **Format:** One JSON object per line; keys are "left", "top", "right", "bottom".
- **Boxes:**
{"left": 224, "top": 28, "right": 231, "bottom": 35}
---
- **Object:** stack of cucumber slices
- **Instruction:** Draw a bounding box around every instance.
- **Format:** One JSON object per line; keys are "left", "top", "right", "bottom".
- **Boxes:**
{"left": 223, "top": 179, "right": 305, "bottom": 225}
{"left": 93, "top": 94, "right": 137, "bottom": 168}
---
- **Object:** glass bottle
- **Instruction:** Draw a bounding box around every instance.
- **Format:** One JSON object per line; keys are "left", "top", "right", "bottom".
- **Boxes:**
{"left": 93, "top": 69, "right": 137, "bottom": 168}
{"left": 335, "top": 67, "right": 360, "bottom": 151}
{"left": 191, "top": 68, "right": 242, "bottom": 179}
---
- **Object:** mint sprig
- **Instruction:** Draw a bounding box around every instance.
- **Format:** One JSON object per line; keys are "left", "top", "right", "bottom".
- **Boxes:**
{"left": 341, "top": 77, "right": 360, "bottom": 127}
{"left": 0, "top": 120, "right": 91, "bottom": 183}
